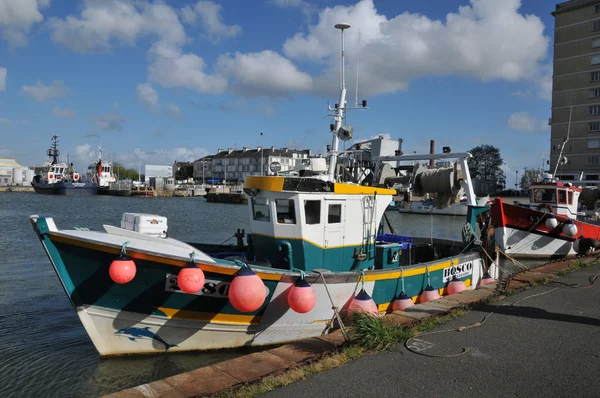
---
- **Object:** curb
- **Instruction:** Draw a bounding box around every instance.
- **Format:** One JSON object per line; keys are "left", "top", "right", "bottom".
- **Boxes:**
{"left": 103, "top": 255, "right": 599, "bottom": 398}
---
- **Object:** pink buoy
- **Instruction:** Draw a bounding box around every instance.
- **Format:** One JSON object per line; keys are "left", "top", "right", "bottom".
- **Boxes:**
{"left": 288, "top": 277, "right": 316, "bottom": 313}
{"left": 447, "top": 276, "right": 466, "bottom": 294}
{"left": 109, "top": 255, "right": 136, "bottom": 284}
{"left": 177, "top": 261, "right": 206, "bottom": 294}
{"left": 392, "top": 292, "right": 414, "bottom": 311}
{"left": 419, "top": 285, "right": 440, "bottom": 303}
{"left": 229, "top": 266, "right": 267, "bottom": 313}
{"left": 348, "top": 289, "right": 379, "bottom": 316}
{"left": 479, "top": 272, "right": 496, "bottom": 286}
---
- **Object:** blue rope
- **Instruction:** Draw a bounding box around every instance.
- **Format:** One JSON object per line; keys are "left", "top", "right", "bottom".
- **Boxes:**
{"left": 292, "top": 268, "right": 305, "bottom": 280}
{"left": 426, "top": 265, "right": 431, "bottom": 287}
{"left": 401, "top": 268, "right": 406, "bottom": 293}
{"left": 189, "top": 251, "right": 195, "bottom": 262}
{"left": 120, "top": 241, "right": 130, "bottom": 256}
{"left": 234, "top": 259, "right": 248, "bottom": 268}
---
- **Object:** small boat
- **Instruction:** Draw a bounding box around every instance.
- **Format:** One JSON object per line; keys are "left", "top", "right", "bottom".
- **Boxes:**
{"left": 30, "top": 24, "right": 496, "bottom": 356}
{"left": 31, "top": 135, "right": 99, "bottom": 196}
{"left": 490, "top": 173, "right": 600, "bottom": 258}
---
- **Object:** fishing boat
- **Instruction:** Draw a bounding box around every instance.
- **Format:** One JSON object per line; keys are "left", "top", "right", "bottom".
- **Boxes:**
{"left": 490, "top": 175, "right": 600, "bottom": 259}
{"left": 31, "top": 135, "right": 99, "bottom": 195}
{"left": 491, "top": 107, "right": 600, "bottom": 259}
{"left": 30, "top": 24, "right": 496, "bottom": 356}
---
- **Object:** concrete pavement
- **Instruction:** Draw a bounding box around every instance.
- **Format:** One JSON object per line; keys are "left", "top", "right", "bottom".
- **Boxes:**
{"left": 264, "top": 263, "right": 600, "bottom": 398}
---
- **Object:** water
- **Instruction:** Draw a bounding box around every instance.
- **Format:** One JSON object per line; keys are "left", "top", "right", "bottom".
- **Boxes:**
{"left": 0, "top": 193, "right": 463, "bottom": 397}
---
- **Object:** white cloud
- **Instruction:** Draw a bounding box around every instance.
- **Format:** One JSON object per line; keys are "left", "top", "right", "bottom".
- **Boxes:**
{"left": 74, "top": 144, "right": 96, "bottom": 164}
{"left": 0, "top": 117, "right": 12, "bottom": 125}
{"left": 0, "top": 67, "right": 6, "bottom": 91}
{"left": 0, "top": 0, "right": 49, "bottom": 46}
{"left": 507, "top": 111, "right": 548, "bottom": 133}
{"left": 217, "top": 50, "right": 312, "bottom": 97}
{"left": 96, "top": 109, "right": 126, "bottom": 131}
{"left": 52, "top": 107, "right": 77, "bottom": 118}
{"left": 136, "top": 83, "right": 159, "bottom": 110}
{"left": 148, "top": 42, "right": 228, "bottom": 94}
{"left": 20, "top": 80, "right": 70, "bottom": 101}
{"left": 163, "top": 103, "right": 182, "bottom": 119}
{"left": 182, "top": 1, "right": 241, "bottom": 43}
{"left": 283, "top": 0, "right": 549, "bottom": 96}
{"left": 271, "top": 0, "right": 315, "bottom": 22}
{"left": 48, "top": 0, "right": 186, "bottom": 53}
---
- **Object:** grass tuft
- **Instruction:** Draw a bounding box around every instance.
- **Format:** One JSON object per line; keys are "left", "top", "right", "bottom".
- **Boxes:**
{"left": 347, "top": 312, "right": 413, "bottom": 351}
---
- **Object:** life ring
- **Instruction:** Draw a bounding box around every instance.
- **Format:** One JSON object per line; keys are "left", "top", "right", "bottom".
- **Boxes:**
{"left": 73, "top": 173, "right": 80, "bottom": 181}
{"left": 48, "top": 173, "right": 54, "bottom": 179}
{"left": 537, "top": 203, "right": 553, "bottom": 213}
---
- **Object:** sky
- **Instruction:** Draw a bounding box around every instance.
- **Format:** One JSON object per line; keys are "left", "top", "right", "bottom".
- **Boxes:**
{"left": 0, "top": 0, "right": 556, "bottom": 187}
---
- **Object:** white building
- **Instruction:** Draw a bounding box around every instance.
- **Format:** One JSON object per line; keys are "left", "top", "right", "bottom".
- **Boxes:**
{"left": 208, "top": 147, "right": 311, "bottom": 183}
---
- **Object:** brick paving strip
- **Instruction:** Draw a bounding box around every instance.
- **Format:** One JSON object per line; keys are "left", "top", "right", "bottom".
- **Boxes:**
{"left": 103, "top": 254, "right": 600, "bottom": 398}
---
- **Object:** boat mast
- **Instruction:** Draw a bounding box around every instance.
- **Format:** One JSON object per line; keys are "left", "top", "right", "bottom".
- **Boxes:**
{"left": 552, "top": 105, "right": 572, "bottom": 180}
{"left": 327, "top": 23, "right": 350, "bottom": 182}
{"left": 50, "top": 135, "right": 59, "bottom": 165}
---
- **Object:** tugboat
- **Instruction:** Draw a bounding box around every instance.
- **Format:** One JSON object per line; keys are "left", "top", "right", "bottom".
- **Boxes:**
{"left": 86, "top": 146, "right": 116, "bottom": 194}
{"left": 31, "top": 135, "right": 100, "bottom": 195}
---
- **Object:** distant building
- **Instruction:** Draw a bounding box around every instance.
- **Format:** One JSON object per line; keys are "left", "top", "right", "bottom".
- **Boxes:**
{"left": 0, "top": 158, "right": 21, "bottom": 186}
{"left": 145, "top": 164, "right": 172, "bottom": 179}
{"left": 551, "top": 0, "right": 600, "bottom": 180}
{"left": 193, "top": 155, "right": 214, "bottom": 183}
{"left": 209, "top": 147, "right": 311, "bottom": 183}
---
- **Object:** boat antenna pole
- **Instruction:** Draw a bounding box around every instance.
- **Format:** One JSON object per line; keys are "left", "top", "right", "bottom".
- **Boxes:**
{"left": 327, "top": 23, "right": 350, "bottom": 183}
{"left": 552, "top": 105, "right": 572, "bottom": 180}
{"left": 355, "top": 30, "right": 361, "bottom": 107}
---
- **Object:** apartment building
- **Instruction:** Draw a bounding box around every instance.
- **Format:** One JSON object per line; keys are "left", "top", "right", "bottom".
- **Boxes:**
{"left": 193, "top": 147, "right": 311, "bottom": 183}
{"left": 551, "top": 0, "right": 600, "bottom": 180}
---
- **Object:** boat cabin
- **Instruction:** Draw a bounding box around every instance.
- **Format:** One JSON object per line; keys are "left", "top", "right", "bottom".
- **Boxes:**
{"left": 528, "top": 182, "right": 581, "bottom": 219}
{"left": 244, "top": 175, "right": 395, "bottom": 272}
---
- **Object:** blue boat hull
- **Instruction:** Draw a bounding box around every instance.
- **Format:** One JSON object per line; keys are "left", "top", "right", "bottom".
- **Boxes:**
{"left": 31, "top": 181, "right": 99, "bottom": 195}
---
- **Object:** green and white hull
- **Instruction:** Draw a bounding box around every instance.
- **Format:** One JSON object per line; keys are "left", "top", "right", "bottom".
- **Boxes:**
{"left": 31, "top": 215, "right": 491, "bottom": 356}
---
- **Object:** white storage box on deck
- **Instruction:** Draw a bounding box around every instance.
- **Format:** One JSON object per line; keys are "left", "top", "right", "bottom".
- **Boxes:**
{"left": 120, "top": 213, "right": 168, "bottom": 238}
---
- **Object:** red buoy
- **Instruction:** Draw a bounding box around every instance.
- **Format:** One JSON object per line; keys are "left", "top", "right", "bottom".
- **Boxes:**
{"left": 348, "top": 289, "right": 379, "bottom": 316}
{"left": 177, "top": 261, "right": 206, "bottom": 294}
{"left": 392, "top": 292, "right": 414, "bottom": 311}
{"left": 109, "top": 255, "right": 136, "bottom": 284}
{"left": 419, "top": 285, "right": 440, "bottom": 303}
{"left": 229, "top": 266, "right": 267, "bottom": 313}
{"left": 479, "top": 272, "right": 495, "bottom": 286}
{"left": 288, "top": 277, "right": 316, "bottom": 313}
{"left": 447, "top": 276, "right": 466, "bottom": 294}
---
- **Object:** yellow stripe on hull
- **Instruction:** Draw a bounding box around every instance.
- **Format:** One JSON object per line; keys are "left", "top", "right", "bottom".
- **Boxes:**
{"left": 376, "top": 278, "right": 473, "bottom": 313}
{"left": 157, "top": 307, "right": 261, "bottom": 325}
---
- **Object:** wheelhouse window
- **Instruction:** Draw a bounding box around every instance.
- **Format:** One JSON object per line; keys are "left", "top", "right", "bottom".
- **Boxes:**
{"left": 328, "top": 204, "right": 342, "bottom": 223}
{"left": 568, "top": 191, "right": 573, "bottom": 205}
{"left": 558, "top": 189, "right": 567, "bottom": 205}
{"left": 276, "top": 199, "right": 296, "bottom": 224}
{"left": 304, "top": 200, "right": 321, "bottom": 224}
{"left": 533, "top": 188, "right": 556, "bottom": 203}
{"left": 252, "top": 197, "right": 270, "bottom": 222}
